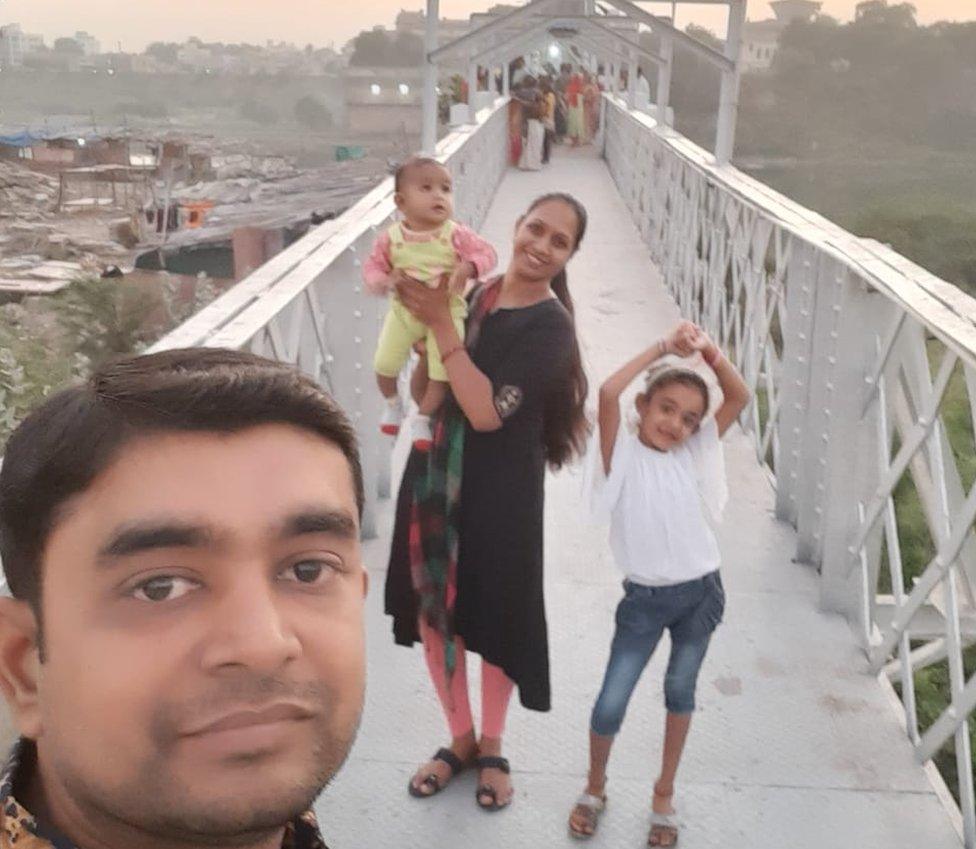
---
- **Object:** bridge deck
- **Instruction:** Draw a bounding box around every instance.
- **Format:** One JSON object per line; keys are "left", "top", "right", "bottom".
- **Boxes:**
{"left": 318, "top": 147, "right": 962, "bottom": 848}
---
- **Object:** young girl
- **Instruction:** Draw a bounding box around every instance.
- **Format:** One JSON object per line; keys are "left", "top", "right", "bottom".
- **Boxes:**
{"left": 568, "top": 320, "right": 750, "bottom": 846}
{"left": 364, "top": 156, "right": 497, "bottom": 450}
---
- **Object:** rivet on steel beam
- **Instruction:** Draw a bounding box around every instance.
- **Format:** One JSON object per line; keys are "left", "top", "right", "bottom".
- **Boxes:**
{"left": 354, "top": 311, "right": 363, "bottom": 319}
{"left": 325, "top": 355, "right": 335, "bottom": 364}
{"left": 793, "top": 427, "right": 801, "bottom": 435}
{"left": 791, "top": 451, "right": 800, "bottom": 459}
{"left": 817, "top": 483, "right": 825, "bottom": 492}
{"left": 828, "top": 356, "right": 836, "bottom": 365}
{"left": 830, "top": 331, "right": 839, "bottom": 340}
{"left": 794, "top": 403, "right": 803, "bottom": 411}
{"left": 865, "top": 376, "right": 875, "bottom": 384}
{"left": 354, "top": 337, "right": 362, "bottom": 344}
{"left": 814, "top": 507, "right": 823, "bottom": 515}
{"left": 355, "top": 388, "right": 362, "bottom": 395}
{"left": 826, "top": 382, "right": 834, "bottom": 391}
{"left": 795, "top": 380, "right": 803, "bottom": 387}
{"left": 918, "top": 417, "right": 929, "bottom": 427}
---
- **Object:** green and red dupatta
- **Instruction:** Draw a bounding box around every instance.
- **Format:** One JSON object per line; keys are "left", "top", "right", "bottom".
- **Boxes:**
{"left": 408, "top": 278, "right": 502, "bottom": 679}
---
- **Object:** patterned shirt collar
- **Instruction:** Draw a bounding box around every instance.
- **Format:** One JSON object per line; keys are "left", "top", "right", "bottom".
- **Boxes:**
{"left": 0, "top": 739, "right": 328, "bottom": 849}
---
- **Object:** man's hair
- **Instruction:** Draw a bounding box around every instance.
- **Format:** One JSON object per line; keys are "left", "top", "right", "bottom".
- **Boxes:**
{"left": 0, "top": 347, "right": 364, "bottom": 609}
{"left": 393, "top": 155, "right": 448, "bottom": 193}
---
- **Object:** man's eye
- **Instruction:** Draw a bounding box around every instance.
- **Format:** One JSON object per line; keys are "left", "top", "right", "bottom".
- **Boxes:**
{"left": 132, "top": 576, "right": 198, "bottom": 603}
{"left": 280, "top": 560, "right": 335, "bottom": 585}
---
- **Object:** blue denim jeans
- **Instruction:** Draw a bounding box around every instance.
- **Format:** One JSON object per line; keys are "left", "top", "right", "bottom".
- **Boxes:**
{"left": 590, "top": 571, "right": 725, "bottom": 736}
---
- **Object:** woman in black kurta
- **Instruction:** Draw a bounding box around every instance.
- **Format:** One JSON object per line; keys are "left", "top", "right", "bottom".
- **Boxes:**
{"left": 385, "top": 192, "right": 590, "bottom": 810}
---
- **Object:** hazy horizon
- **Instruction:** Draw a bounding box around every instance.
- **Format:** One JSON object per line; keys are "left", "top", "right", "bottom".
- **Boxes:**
{"left": 0, "top": 0, "right": 971, "bottom": 53}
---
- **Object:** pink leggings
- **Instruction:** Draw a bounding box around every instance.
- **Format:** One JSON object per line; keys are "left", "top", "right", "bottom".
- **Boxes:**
{"left": 420, "top": 619, "right": 515, "bottom": 739}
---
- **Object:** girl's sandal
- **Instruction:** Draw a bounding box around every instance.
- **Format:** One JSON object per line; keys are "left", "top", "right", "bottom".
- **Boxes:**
{"left": 647, "top": 811, "right": 679, "bottom": 846}
{"left": 648, "top": 786, "right": 679, "bottom": 846}
{"left": 407, "top": 748, "right": 466, "bottom": 799}
{"left": 474, "top": 755, "right": 513, "bottom": 812}
{"left": 568, "top": 792, "right": 607, "bottom": 839}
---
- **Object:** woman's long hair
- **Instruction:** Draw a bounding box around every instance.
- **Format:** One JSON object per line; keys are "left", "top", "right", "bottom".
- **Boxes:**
{"left": 523, "top": 192, "right": 590, "bottom": 469}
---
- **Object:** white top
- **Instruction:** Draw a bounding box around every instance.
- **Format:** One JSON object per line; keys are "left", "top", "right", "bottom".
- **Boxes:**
{"left": 586, "top": 418, "right": 726, "bottom": 586}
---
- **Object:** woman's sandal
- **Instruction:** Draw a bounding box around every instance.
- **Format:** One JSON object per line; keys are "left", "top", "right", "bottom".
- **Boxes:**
{"left": 568, "top": 792, "right": 607, "bottom": 839}
{"left": 474, "top": 755, "right": 512, "bottom": 812}
{"left": 647, "top": 789, "right": 679, "bottom": 847}
{"left": 407, "top": 748, "right": 465, "bottom": 798}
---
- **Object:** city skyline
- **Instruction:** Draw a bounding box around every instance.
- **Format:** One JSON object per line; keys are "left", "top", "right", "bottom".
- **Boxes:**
{"left": 1, "top": 0, "right": 972, "bottom": 53}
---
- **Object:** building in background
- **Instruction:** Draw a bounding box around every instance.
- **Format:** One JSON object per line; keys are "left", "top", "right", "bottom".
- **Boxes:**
{"left": 741, "top": 0, "right": 821, "bottom": 72}
{"left": 73, "top": 30, "right": 102, "bottom": 57}
{"left": 343, "top": 66, "right": 423, "bottom": 134}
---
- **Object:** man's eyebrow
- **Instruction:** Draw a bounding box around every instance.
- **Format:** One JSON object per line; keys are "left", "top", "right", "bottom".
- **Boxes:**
{"left": 98, "top": 522, "right": 212, "bottom": 561}
{"left": 279, "top": 510, "right": 358, "bottom": 541}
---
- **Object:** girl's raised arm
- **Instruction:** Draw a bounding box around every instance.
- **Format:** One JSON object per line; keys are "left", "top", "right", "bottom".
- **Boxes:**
{"left": 697, "top": 335, "right": 751, "bottom": 437}
{"left": 597, "top": 321, "right": 698, "bottom": 475}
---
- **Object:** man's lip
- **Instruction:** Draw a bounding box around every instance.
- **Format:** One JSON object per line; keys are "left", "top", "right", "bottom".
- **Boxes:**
{"left": 183, "top": 703, "right": 316, "bottom": 737}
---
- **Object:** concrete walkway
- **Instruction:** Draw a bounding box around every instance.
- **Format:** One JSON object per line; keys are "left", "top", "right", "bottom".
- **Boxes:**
{"left": 318, "top": 147, "right": 962, "bottom": 848}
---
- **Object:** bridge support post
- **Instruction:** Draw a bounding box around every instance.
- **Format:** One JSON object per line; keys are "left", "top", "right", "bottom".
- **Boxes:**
{"left": 714, "top": 0, "right": 745, "bottom": 164}
{"left": 626, "top": 47, "right": 638, "bottom": 110}
{"left": 656, "top": 35, "right": 673, "bottom": 126}
{"left": 468, "top": 61, "right": 479, "bottom": 123}
{"left": 811, "top": 264, "right": 892, "bottom": 622}
{"left": 421, "top": 0, "right": 440, "bottom": 154}
{"left": 502, "top": 60, "right": 510, "bottom": 97}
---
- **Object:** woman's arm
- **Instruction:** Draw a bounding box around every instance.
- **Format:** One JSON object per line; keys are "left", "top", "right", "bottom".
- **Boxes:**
{"left": 698, "top": 336, "right": 751, "bottom": 437}
{"left": 395, "top": 277, "right": 502, "bottom": 432}
{"left": 597, "top": 321, "right": 698, "bottom": 475}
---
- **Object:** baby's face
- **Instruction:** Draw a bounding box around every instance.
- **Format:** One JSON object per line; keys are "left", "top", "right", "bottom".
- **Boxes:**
{"left": 636, "top": 383, "right": 706, "bottom": 452}
{"left": 398, "top": 163, "right": 454, "bottom": 228}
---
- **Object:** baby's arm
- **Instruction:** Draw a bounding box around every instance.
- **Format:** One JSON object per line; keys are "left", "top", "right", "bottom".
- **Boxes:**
{"left": 362, "top": 231, "right": 396, "bottom": 295}
{"left": 598, "top": 321, "right": 699, "bottom": 474}
{"left": 695, "top": 334, "right": 751, "bottom": 436}
{"left": 449, "top": 224, "right": 498, "bottom": 293}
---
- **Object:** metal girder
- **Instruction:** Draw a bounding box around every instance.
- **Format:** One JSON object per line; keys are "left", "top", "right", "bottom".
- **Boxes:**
{"left": 598, "top": 0, "right": 735, "bottom": 72}
{"left": 471, "top": 18, "right": 551, "bottom": 63}
{"left": 558, "top": 15, "right": 666, "bottom": 66}
{"left": 429, "top": 0, "right": 566, "bottom": 61}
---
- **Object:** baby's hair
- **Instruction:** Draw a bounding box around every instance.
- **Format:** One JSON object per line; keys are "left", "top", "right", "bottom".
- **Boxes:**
{"left": 641, "top": 366, "right": 710, "bottom": 413}
{"left": 394, "top": 155, "right": 449, "bottom": 193}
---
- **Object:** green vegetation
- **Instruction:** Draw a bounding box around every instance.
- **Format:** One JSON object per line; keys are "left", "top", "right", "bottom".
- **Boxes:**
{"left": 0, "top": 275, "right": 220, "bottom": 445}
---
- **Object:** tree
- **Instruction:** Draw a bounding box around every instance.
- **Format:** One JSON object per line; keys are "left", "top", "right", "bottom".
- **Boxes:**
{"left": 349, "top": 29, "right": 423, "bottom": 67}
{"left": 145, "top": 41, "right": 179, "bottom": 64}
{"left": 854, "top": 0, "right": 917, "bottom": 27}
{"left": 294, "top": 95, "right": 333, "bottom": 130}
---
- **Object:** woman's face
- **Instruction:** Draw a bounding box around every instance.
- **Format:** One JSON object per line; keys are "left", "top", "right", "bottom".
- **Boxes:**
{"left": 511, "top": 200, "right": 579, "bottom": 283}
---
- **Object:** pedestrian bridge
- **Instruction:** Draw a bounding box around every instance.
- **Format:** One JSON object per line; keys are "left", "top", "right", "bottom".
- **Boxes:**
{"left": 152, "top": 96, "right": 973, "bottom": 847}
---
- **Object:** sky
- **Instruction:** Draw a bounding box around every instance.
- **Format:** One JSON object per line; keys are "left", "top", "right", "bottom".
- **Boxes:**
{"left": 0, "top": 0, "right": 972, "bottom": 53}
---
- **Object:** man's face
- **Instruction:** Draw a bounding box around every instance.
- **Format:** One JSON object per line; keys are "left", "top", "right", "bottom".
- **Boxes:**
{"left": 29, "top": 424, "right": 366, "bottom": 840}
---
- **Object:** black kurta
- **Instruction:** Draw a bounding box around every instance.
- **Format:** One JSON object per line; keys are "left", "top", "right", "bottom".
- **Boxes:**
{"left": 384, "top": 295, "right": 575, "bottom": 712}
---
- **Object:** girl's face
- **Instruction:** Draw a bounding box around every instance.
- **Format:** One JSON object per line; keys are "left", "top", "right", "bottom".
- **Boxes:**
{"left": 396, "top": 163, "right": 454, "bottom": 229}
{"left": 636, "top": 381, "right": 707, "bottom": 452}
{"left": 511, "top": 200, "right": 579, "bottom": 283}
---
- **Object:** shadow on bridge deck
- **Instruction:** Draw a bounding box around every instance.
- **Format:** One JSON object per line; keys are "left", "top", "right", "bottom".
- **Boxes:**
{"left": 318, "top": 147, "right": 962, "bottom": 848}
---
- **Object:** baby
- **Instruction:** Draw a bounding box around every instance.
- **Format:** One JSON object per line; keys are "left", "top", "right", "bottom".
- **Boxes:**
{"left": 363, "top": 156, "right": 497, "bottom": 450}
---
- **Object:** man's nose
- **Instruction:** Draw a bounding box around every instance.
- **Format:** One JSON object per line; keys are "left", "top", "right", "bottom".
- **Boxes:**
{"left": 199, "top": 574, "right": 301, "bottom": 674}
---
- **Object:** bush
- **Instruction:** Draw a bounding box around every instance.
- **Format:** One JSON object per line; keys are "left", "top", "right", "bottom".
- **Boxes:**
{"left": 294, "top": 95, "right": 333, "bottom": 130}
{"left": 238, "top": 98, "right": 278, "bottom": 124}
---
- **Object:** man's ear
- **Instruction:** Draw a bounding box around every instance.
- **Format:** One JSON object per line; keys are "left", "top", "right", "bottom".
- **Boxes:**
{"left": 0, "top": 598, "right": 42, "bottom": 740}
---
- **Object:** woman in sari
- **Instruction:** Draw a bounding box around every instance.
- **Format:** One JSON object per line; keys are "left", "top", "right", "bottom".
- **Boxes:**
{"left": 583, "top": 71, "right": 601, "bottom": 143}
{"left": 385, "top": 193, "right": 590, "bottom": 811}
{"left": 565, "top": 72, "right": 585, "bottom": 147}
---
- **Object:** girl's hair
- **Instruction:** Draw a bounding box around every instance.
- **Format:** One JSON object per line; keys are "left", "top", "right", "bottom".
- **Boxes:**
{"left": 522, "top": 192, "right": 590, "bottom": 469}
{"left": 640, "top": 366, "right": 710, "bottom": 414}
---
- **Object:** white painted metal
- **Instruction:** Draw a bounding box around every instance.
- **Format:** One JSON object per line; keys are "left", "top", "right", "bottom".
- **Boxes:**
{"left": 715, "top": 0, "right": 746, "bottom": 164}
{"left": 421, "top": 0, "right": 439, "bottom": 154}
